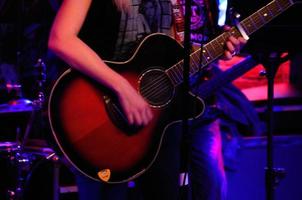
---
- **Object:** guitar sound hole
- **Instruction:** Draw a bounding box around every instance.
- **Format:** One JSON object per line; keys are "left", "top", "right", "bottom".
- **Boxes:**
{"left": 139, "top": 69, "right": 174, "bottom": 107}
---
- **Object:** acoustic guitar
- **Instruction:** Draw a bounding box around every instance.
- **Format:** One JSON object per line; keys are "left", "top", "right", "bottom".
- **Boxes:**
{"left": 48, "top": 0, "right": 298, "bottom": 183}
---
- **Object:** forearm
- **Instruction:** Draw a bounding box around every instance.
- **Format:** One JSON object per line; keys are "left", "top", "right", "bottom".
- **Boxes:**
{"left": 48, "top": 35, "right": 126, "bottom": 94}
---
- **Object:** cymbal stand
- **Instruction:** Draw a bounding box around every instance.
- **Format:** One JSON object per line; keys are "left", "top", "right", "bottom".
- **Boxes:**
{"left": 19, "top": 58, "right": 46, "bottom": 150}
{"left": 32, "top": 59, "right": 61, "bottom": 200}
{"left": 9, "top": 58, "right": 47, "bottom": 200}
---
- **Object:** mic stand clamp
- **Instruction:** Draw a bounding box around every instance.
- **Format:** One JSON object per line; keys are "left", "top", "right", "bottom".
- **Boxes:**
{"left": 265, "top": 167, "right": 287, "bottom": 189}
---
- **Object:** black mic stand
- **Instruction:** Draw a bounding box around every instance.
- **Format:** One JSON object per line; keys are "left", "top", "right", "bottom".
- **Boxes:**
{"left": 258, "top": 51, "right": 288, "bottom": 200}
{"left": 183, "top": 0, "right": 192, "bottom": 122}
{"left": 180, "top": 0, "right": 192, "bottom": 199}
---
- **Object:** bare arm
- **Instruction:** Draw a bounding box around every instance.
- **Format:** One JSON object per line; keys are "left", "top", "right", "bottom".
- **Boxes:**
{"left": 48, "top": 0, "right": 152, "bottom": 125}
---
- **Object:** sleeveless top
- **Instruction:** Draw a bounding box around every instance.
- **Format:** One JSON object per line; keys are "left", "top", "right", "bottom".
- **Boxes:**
{"left": 79, "top": 0, "right": 121, "bottom": 60}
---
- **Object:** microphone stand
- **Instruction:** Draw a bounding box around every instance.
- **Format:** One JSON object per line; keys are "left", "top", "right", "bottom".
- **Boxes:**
{"left": 259, "top": 52, "right": 287, "bottom": 200}
{"left": 180, "top": 0, "right": 192, "bottom": 199}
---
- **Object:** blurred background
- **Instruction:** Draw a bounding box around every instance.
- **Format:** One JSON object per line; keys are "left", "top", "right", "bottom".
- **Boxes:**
{"left": 0, "top": 0, "right": 301, "bottom": 199}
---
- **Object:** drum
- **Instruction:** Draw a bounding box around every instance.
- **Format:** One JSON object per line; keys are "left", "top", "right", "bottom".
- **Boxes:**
{"left": 0, "top": 142, "right": 58, "bottom": 200}
{"left": 22, "top": 146, "right": 56, "bottom": 200}
{"left": 22, "top": 146, "right": 76, "bottom": 200}
{"left": 0, "top": 142, "right": 18, "bottom": 199}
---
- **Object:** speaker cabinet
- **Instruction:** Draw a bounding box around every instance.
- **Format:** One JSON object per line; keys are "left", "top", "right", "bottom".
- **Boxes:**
{"left": 226, "top": 135, "right": 302, "bottom": 200}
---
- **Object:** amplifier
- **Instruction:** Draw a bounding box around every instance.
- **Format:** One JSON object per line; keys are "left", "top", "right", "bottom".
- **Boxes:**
{"left": 226, "top": 135, "right": 302, "bottom": 200}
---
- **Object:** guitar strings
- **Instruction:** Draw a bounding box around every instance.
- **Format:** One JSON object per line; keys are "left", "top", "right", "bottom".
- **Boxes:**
{"left": 139, "top": 48, "right": 207, "bottom": 101}
{"left": 139, "top": 72, "right": 172, "bottom": 94}
{"left": 139, "top": 63, "right": 196, "bottom": 102}
{"left": 140, "top": 76, "right": 172, "bottom": 101}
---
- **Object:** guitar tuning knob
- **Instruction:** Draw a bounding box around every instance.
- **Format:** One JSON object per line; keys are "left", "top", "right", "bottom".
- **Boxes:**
{"left": 229, "top": 7, "right": 241, "bottom": 24}
{"left": 234, "top": 12, "right": 241, "bottom": 20}
{"left": 230, "top": 7, "right": 250, "bottom": 40}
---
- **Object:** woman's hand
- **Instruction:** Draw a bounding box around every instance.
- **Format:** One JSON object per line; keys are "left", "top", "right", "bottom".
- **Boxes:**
{"left": 115, "top": 79, "right": 153, "bottom": 126}
{"left": 223, "top": 26, "right": 247, "bottom": 60}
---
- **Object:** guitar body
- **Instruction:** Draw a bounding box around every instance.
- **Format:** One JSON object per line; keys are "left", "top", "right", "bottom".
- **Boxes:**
{"left": 48, "top": 34, "right": 205, "bottom": 183}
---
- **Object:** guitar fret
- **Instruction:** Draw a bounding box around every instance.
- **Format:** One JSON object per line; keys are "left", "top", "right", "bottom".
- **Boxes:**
{"left": 275, "top": 0, "right": 291, "bottom": 10}
{"left": 211, "top": 41, "right": 222, "bottom": 58}
{"left": 205, "top": 43, "right": 216, "bottom": 59}
{"left": 254, "top": 11, "right": 266, "bottom": 26}
{"left": 279, "top": 0, "right": 292, "bottom": 8}
{"left": 223, "top": 31, "right": 231, "bottom": 41}
{"left": 230, "top": 27, "right": 242, "bottom": 38}
{"left": 274, "top": 0, "right": 283, "bottom": 11}
{"left": 190, "top": 56, "right": 199, "bottom": 73}
{"left": 268, "top": 1, "right": 282, "bottom": 16}
{"left": 216, "top": 35, "right": 225, "bottom": 48}
{"left": 265, "top": 4, "right": 274, "bottom": 18}
{"left": 189, "top": 57, "right": 197, "bottom": 71}
{"left": 166, "top": 68, "right": 179, "bottom": 85}
{"left": 252, "top": 9, "right": 269, "bottom": 32}
{"left": 241, "top": 17, "right": 257, "bottom": 35}
{"left": 193, "top": 49, "right": 208, "bottom": 68}
{"left": 240, "top": 21, "right": 249, "bottom": 36}
{"left": 220, "top": 32, "right": 231, "bottom": 47}
{"left": 173, "top": 64, "right": 182, "bottom": 82}
{"left": 174, "top": 63, "right": 183, "bottom": 82}
{"left": 259, "top": 6, "right": 273, "bottom": 22}
{"left": 196, "top": 50, "right": 206, "bottom": 67}
{"left": 201, "top": 47, "right": 212, "bottom": 63}
{"left": 191, "top": 51, "right": 201, "bottom": 67}
{"left": 212, "top": 38, "right": 224, "bottom": 54}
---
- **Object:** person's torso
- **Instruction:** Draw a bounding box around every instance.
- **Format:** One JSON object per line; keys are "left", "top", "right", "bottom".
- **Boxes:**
{"left": 79, "top": 0, "right": 221, "bottom": 61}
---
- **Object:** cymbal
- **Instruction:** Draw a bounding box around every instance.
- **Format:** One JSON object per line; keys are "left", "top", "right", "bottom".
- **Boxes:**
{"left": 0, "top": 98, "right": 33, "bottom": 114}
{"left": 0, "top": 141, "right": 17, "bottom": 152}
{"left": 24, "top": 145, "right": 55, "bottom": 157}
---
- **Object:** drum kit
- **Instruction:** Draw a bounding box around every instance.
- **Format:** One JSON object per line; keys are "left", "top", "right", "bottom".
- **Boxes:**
{"left": 0, "top": 59, "right": 61, "bottom": 200}
{"left": 0, "top": 0, "right": 65, "bottom": 198}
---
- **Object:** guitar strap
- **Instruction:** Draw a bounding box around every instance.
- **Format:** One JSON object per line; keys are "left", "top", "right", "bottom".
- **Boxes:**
{"left": 171, "top": 0, "right": 185, "bottom": 43}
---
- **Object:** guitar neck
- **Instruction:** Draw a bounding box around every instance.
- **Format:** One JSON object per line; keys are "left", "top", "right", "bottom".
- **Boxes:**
{"left": 239, "top": 0, "right": 294, "bottom": 36}
{"left": 166, "top": 0, "right": 295, "bottom": 86}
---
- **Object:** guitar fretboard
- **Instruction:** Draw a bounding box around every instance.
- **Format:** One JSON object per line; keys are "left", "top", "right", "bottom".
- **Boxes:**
{"left": 166, "top": 0, "right": 294, "bottom": 86}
